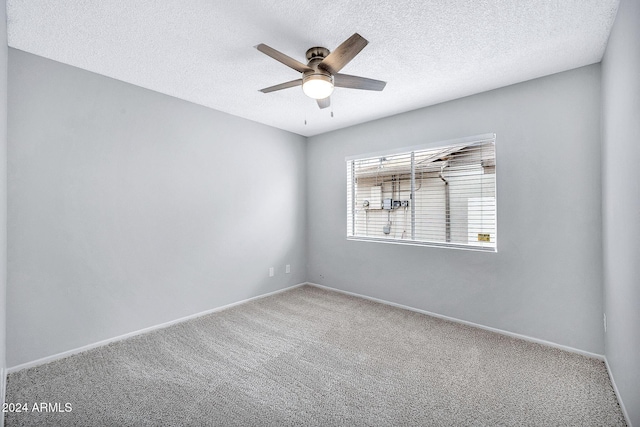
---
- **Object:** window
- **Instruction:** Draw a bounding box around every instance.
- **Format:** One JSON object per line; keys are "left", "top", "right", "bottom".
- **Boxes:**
{"left": 346, "top": 134, "right": 496, "bottom": 251}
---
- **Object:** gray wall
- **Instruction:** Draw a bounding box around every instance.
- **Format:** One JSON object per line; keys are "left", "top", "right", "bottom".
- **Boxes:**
{"left": 7, "top": 49, "right": 307, "bottom": 367}
{"left": 1, "top": 0, "right": 7, "bottom": 410}
{"left": 307, "top": 65, "right": 604, "bottom": 354}
{"left": 602, "top": 0, "right": 640, "bottom": 423}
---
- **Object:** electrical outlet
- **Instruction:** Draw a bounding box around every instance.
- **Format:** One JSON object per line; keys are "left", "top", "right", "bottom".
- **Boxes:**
{"left": 285, "top": 264, "right": 291, "bottom": 274}
{"left": 269, "top": 267, "right": 274, "bottom": 277}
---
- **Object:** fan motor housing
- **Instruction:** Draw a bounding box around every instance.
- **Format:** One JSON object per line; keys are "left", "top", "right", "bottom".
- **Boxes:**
{"left": 303, "top": 46, "right": 332, "bottom": 86}
{"left": 304, "top": 46, "right": 332, "bottom": 82}
{"left": 302, "top": 47, "right": 334, "bottom": 99}
{"left": 302, "top": 71, "right": 333, "bottom": 85}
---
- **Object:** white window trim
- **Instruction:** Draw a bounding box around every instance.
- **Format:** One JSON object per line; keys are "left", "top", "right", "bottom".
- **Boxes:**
{"left": 346, "top": 133, "right": 497, "bottom": 252}
{"left": 344, "top": 133, "right": 496, "bottom": 161}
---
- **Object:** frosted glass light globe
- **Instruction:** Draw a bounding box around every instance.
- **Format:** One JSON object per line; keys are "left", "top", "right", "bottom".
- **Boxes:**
{"left": 302, "top": 74, "right": 334, "bottom": 99}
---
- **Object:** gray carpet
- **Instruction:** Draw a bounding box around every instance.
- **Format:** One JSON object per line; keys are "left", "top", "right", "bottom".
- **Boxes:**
{"left": 5, "top": 285, "right": 626, "bottom": 426}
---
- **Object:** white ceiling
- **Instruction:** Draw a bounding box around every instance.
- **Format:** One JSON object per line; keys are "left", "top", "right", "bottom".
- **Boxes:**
{"left": 7, "top": 0, "right": 619, "bottom": 137}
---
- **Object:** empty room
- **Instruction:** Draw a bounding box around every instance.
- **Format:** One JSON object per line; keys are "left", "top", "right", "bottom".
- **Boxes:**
{"left": 0, "top": 0, "right": 638, "bottom": 425}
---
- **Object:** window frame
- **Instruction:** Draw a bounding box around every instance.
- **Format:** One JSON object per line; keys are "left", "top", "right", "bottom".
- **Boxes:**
{"left": 346, "top": 133, "right": 497, "bottom": 252}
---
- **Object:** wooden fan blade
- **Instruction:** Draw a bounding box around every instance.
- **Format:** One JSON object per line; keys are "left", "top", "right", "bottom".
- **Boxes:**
{"left": 255, "top": 44, "right": 312, "bottom": 73}
{"left": 334, "top": 73, "right": 386, "bottom": 91}
{"left": 259, "top": 79, "right": 303, "bottom": 93}
{"left": 318, "top": 33, "right": 368, "bottom": 74}
{"left": 317, "top": 97, "right": 331, "bottom": 109}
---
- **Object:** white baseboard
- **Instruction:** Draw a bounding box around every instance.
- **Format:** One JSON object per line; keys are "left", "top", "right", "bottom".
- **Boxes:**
{"left": 7, "top": 281, "right": 611, "bottom": 390}
{"left": 604, "top": 356, "right": 633, "bottom": 427}
{"left": 7, "top": 283, "right": 306, "bottom": 374}
{"left": 306, "top": 282, "right": 605, "bottom": 361}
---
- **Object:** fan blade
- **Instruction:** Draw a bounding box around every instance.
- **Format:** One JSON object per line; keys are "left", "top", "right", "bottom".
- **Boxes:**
{"left": 255, "top": 44, "right": 312, "bottom": 73}
{"left": 259, "top": 79, "right": 303, "bottom": 93}
{"left": 334, "top": 73, "right": 386, "bottom": 91}
{"left": 318, "top": 33, "right": 368, "bottom": 74}
{"left": 317, "top": 97, "right": 330, "bottom": 109}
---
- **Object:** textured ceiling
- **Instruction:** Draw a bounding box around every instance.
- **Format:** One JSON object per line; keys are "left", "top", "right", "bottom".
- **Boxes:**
{"left": 7, "top": 0, "right": 619, "bottom": 137}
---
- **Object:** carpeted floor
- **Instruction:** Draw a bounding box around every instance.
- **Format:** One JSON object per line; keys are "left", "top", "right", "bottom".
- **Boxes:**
{"left": 5, "top": 285, "right": 627, "bottom": 426}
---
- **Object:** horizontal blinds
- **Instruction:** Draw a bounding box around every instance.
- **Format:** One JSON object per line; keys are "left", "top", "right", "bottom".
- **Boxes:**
{"left": 346, "top": 136, "right": 496, "bottom": 251}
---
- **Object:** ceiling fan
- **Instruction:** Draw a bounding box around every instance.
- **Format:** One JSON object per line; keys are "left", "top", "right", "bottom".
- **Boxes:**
{"left": 255, "top": 33, "right": 386, "bottom": 109}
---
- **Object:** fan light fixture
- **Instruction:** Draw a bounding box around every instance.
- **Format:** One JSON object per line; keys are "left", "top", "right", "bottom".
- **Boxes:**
{"left": 256, "top": 33, "right": 386, "bottom": 109}
{"left": 302, "top": 74, "right": 334, "bottom": 100}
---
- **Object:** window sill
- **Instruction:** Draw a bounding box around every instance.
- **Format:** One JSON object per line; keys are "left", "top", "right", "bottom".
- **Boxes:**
{"left": 346, "top": 236, "right": 497, "bottom": 253}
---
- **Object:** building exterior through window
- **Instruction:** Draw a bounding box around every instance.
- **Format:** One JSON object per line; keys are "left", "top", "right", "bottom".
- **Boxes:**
{"left": 346, "top": 134, "right": 497, "bottom": 251}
